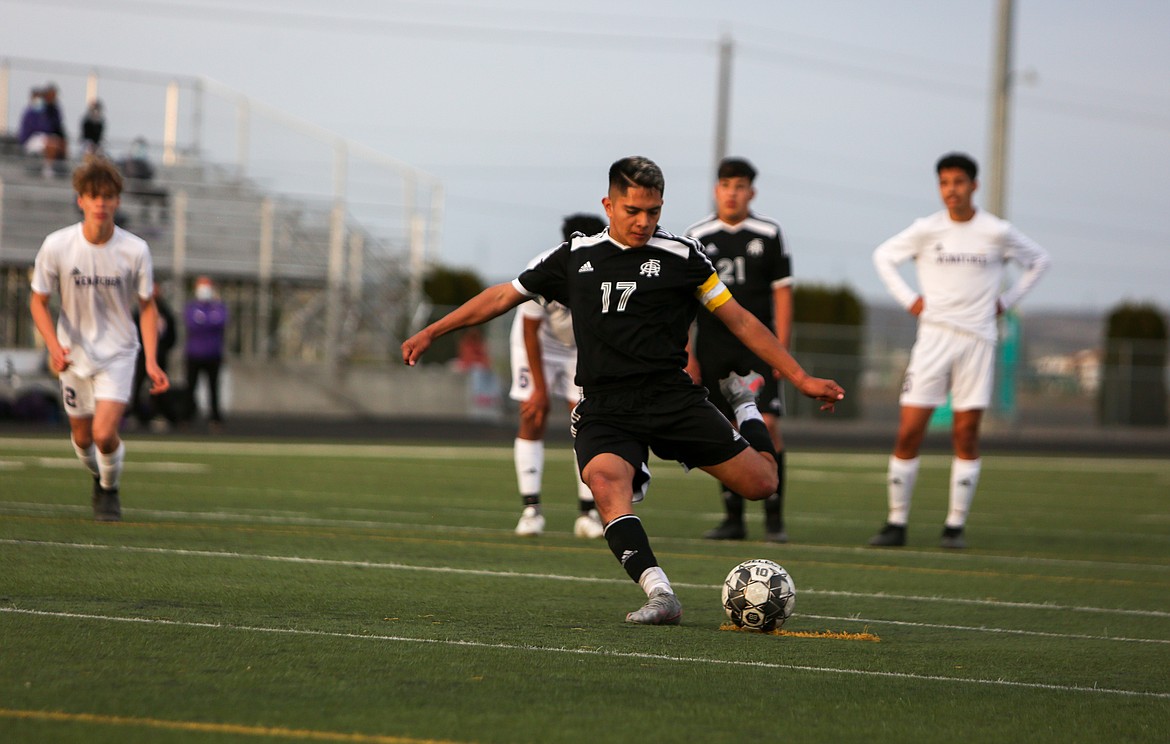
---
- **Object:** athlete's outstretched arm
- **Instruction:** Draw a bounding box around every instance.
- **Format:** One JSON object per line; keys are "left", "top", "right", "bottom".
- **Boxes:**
{"left": 402, "top": 282, "right": 527, "bottom": 366}
{"left": 711, "top": 297, "right": 844, "bottom": 410}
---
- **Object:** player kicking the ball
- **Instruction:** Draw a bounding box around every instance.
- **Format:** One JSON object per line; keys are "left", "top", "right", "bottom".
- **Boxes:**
{"left": 403, "top": 156, "right": 843, "bottom": 625}
{"left": 30, "top": 156, "right": 169, "bottom": 521}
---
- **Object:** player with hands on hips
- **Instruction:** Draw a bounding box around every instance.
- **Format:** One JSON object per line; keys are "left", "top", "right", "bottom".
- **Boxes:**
{"left": 868, "top": 152, "right": 1050, "bottom": 549}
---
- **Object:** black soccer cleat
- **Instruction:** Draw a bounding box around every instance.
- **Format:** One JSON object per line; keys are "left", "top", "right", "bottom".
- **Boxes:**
{"left": 703, "top": 520, "right": 747, "bottom": 540}
{"left": 764, "top": 529, "right": 789, "bottom": 544}
{"left": 867, "top": 522, "right": 906, "bottom": 547}
{"left": 92, "top": 479, "right": 122, "bottom": 523}
{"left": 940, "top": 525, "right": 967, "bottom": 549}
{"left": 764, "top": 515, "right": 787, "bottom": 543}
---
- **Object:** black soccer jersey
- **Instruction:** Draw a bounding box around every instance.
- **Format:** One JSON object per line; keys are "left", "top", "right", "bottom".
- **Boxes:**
{"left": 686, "top": 213, "right": 791, "bottom": 353}
{"left": 514, "top": 226, "right": 732, "bottom": 392}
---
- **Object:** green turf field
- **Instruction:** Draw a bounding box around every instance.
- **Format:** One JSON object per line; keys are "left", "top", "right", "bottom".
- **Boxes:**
{"left": 1, "top": 435, "right": 1167, "bottom": 743}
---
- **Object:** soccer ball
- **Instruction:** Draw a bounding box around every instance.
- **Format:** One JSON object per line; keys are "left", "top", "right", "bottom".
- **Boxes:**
{"left": 721, "top": 559, "right": 796, "bottom": 631}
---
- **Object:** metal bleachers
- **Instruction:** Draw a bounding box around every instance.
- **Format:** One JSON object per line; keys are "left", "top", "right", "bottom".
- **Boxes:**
{"left": 0, "top": 56, "right": 443, "bottom": 367}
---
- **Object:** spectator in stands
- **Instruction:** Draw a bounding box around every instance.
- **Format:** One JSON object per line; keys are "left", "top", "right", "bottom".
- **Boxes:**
{"left": 80, "top": 99, "right": 105, "bottom": 154}
{"left": 121, "top": 136, "right": 154, "bottom": 181}
{"left": 18, "top": 86, "right": 66, "bottom": 176}
{"left": 130, "top": 284, "right": 177, "bottom": 431}
{"left": 119, "top": 136, "right": 168, "bottom": 228}
{"left": 184, "top": 276, "right": 228, "bottom": 431}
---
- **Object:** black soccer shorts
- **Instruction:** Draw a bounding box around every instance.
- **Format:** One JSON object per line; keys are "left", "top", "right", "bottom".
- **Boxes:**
{"left": 572, "top": 374, "right": 750, "bottom": 499}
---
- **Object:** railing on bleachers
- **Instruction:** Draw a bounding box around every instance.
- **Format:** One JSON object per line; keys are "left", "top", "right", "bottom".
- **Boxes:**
{"left": 0, "top": 55, "right": 444, "bottom": 369}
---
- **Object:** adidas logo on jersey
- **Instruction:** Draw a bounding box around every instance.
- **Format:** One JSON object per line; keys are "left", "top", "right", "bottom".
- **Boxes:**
{"left": 578, "top": 261, "right": 594, "bottom": 273}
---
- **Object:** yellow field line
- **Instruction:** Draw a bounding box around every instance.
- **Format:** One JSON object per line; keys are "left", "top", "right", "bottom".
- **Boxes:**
{"left": 0, "top": 708, "right": 469, "bottom": 743}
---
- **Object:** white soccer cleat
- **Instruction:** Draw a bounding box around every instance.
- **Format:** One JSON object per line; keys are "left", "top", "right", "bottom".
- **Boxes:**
{"left": 514, "top": 506, "right": 545, "bottom": 536}
{"left": 719, "top": 371, "right": 765, "bottom": 408}
{"left": 625, "top": 588, "right": 682, "bottom": 625}
{"left": 573, "top": 509, "right": 604, "bottom": 539}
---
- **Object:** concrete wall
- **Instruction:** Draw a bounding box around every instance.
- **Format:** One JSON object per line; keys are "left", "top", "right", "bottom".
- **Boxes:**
{"left": 222, "top": 360, "right": 504, "bottom": 421}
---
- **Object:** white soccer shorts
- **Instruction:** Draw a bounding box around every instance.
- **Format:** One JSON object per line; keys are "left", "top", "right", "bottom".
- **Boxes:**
{"left": 58, "top": 353, "right": 137, "bottom": 417}
{"left": 509, "top": 339, "right": 580, "bottom": 404}
{"left": 899, "top": 322, "right": 996, "bottom": 411}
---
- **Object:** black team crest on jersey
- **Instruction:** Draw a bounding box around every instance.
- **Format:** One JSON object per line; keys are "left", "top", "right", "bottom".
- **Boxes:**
{"left": 747, "top": 239, "right": 765, "bottom": 256}
{"left": 639, "top": 259, "right": 662, "bottom": 277}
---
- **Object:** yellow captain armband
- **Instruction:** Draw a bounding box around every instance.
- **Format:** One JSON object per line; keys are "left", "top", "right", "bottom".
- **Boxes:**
{"left": 696, "top": 273, "right": 732, "bottom": 311}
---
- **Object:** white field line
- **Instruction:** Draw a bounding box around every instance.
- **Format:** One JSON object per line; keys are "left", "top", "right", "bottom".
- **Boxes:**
{"left": 3, "top": 499, "right": 1168, "bottom": 575}
{"left": 34, "top": 457, "right": 210, "bottom": 473}
{"left": 5, "top": 538, "right": 1169, "bottom": 627}
{"left": 2, "top": 606, "right": 1166, "bottom": 700}
{"left": 2, "top": 437, "right": 1168, "bottom": 474}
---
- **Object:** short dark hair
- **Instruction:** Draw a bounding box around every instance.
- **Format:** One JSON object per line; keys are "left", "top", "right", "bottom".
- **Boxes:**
{"left": 72, "top": 155, "right": 123, "bottom": 197}
{"left": 717, "top": 157, "right": 757, "bottom": 182}
{"left": 609, "top": 156, "right": 665, "bottom": 195}
{"left": 561, "top": 213, "right": 606, "bottom": 242}
{"left": 936, "top": 152, "right": 978, "bottom": 180}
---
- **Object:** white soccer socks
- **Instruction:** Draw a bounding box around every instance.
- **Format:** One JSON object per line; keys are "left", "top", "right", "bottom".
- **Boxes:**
{"left": 514, "top": 437, "right": 544, "bottom": 500}
{"left": 96, "top": 441, "right": 126, "bottom": 491}
{"left": 945, "top": 457, "right": 982, "bottom": 529}
{"left": 72, "top": 438, "right": 99, "bottom": 479}
{"left": 886, "top": 456, "right": 921, "bottom": 526}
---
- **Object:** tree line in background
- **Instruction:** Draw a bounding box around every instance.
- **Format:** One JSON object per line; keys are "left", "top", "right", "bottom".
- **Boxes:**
{"left": 419, "top": 264, "right": 1166, "bottom": 427}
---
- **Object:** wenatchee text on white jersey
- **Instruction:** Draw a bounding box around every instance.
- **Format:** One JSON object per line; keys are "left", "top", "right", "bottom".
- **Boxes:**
{"left": 873, "top": 209, "right": 1050, "bottom": 342}
{"left": 30, "top": 224, "right": 154, "bottom": 376}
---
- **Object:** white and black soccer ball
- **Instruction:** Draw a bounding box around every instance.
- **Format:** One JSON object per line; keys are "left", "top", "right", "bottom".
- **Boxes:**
{"left": 721, "top": 558, "right": 796, "bottom": 631}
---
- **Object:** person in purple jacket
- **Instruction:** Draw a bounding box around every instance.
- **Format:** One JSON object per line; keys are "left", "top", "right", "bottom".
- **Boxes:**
{"left": 184, "top": 276, "right": 228, "bottom": 430}
{"left": 19, "top": 85, "right": 67, "bottom": 176}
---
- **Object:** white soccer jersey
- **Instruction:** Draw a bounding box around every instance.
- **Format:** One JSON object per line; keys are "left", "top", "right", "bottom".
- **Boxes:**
{"left": 511, "top": 244, "right": 577, "bottom": 354}
{"left": 30, "top": 223, "right": 153, "bottom": 376}
{"left": 873, "top": 209, "right": 1050, "bottom": 341}
{"left": 510, "top": 299, "right": 576, "bottom": 354}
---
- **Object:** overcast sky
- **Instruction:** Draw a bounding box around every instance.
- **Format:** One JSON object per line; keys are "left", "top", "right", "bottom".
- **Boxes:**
{"left": 2, "top": 0, "right": 1168, "bottom": 313}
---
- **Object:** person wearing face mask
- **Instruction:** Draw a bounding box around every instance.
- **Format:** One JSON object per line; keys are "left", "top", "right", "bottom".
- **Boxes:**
{"left": 183, "top": 277, "right": 228, "bottom": 431}
{"left": 19, "top": 86, "right": 67, "bottom": 176}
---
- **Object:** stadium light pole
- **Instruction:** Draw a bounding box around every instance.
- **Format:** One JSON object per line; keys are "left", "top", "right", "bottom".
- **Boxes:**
{"left": 986, "top": 0, "right": 1014, "bottom": 218}
{"left": 712, "top": 34, "right": 733, "bottom": 178}
{"left": 987, "top": 0, "right": 1020, "bottom": 425}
